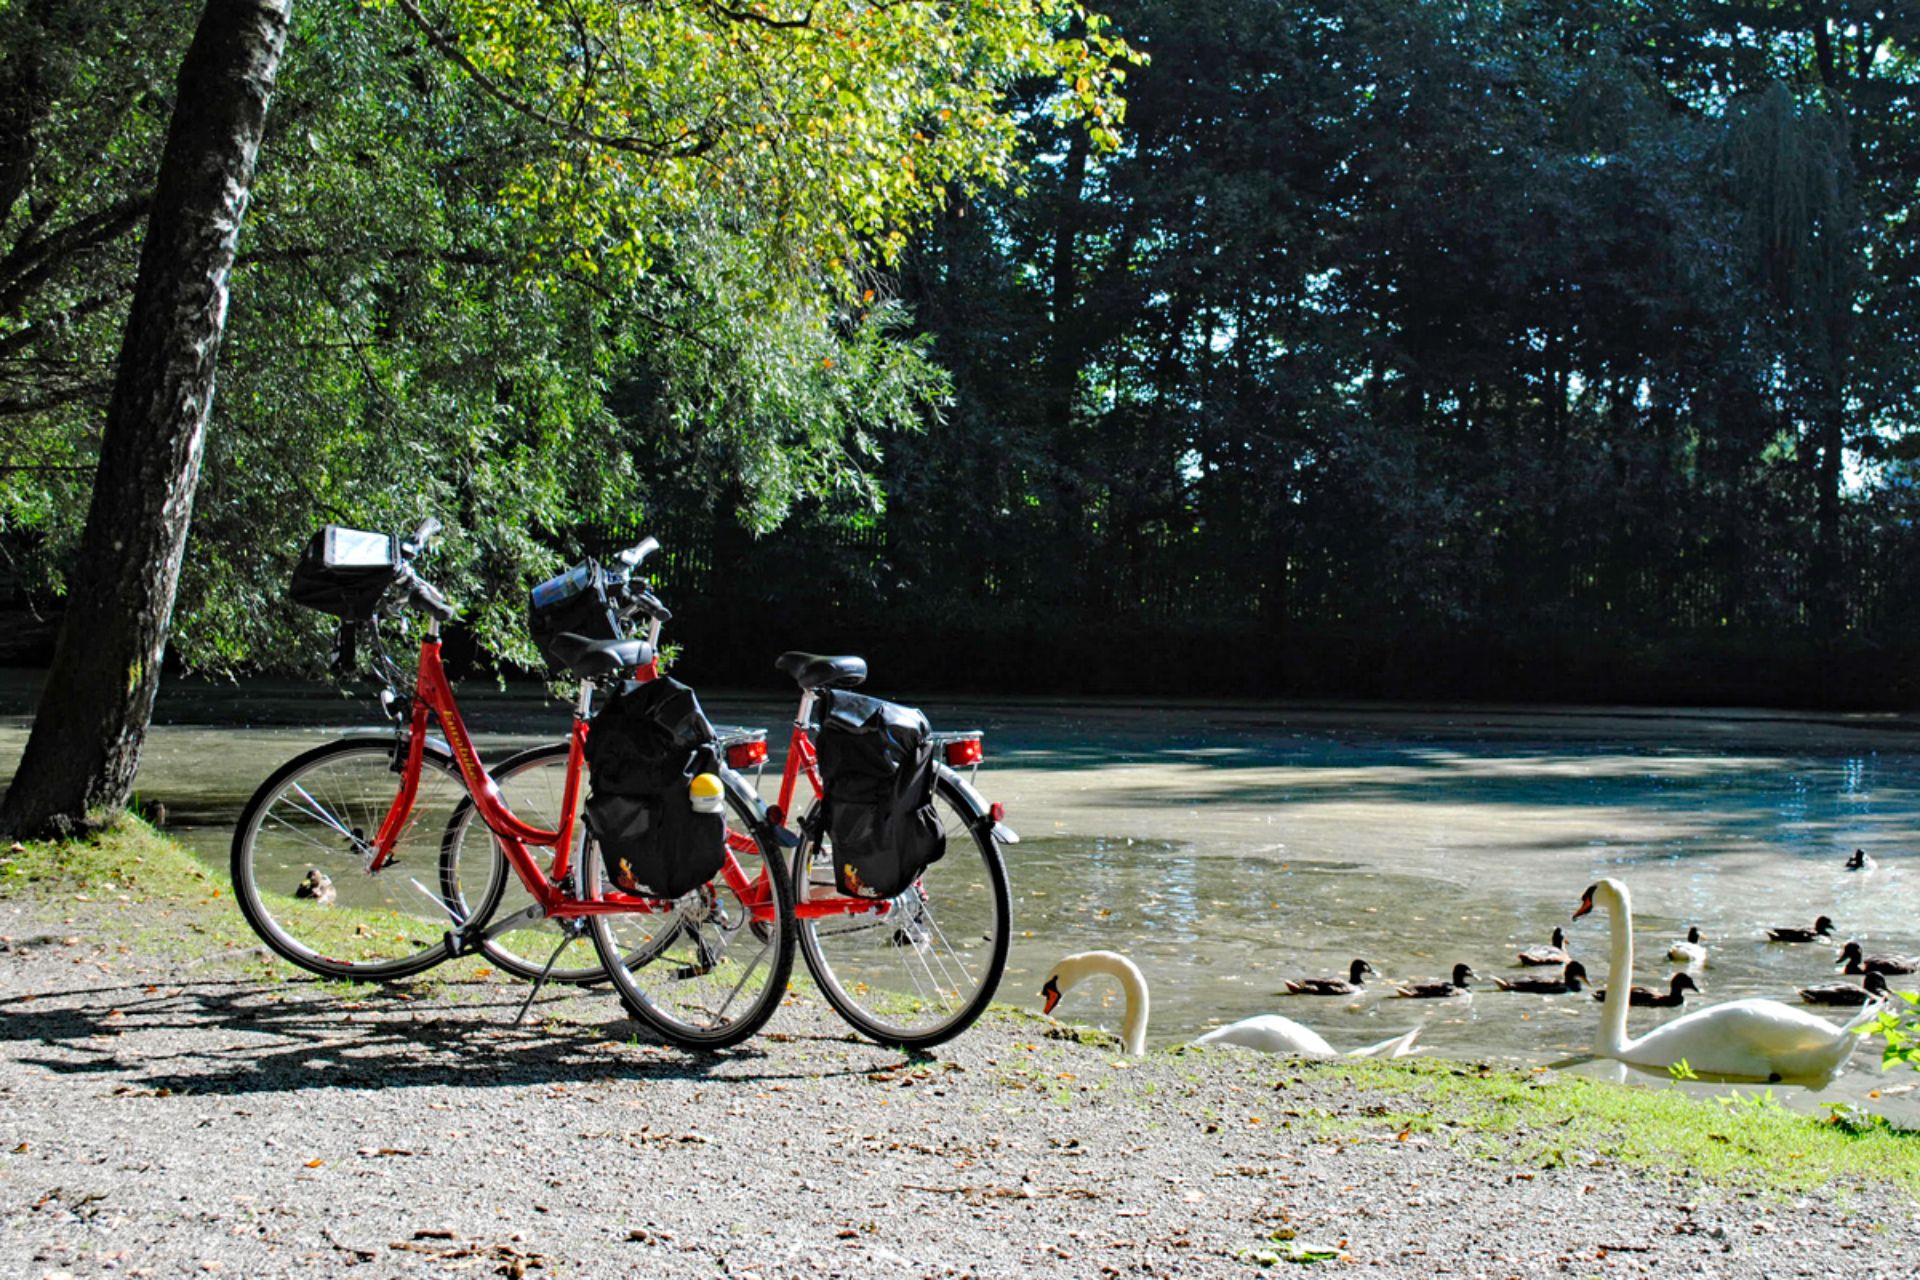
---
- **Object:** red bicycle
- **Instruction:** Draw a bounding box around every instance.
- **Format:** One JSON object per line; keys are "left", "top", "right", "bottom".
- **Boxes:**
{"left": 757, "top": 653, "right": 1016, "bottom": 1049}
{"left": 229, "top": 523, "right": 795, "bottom": 1049}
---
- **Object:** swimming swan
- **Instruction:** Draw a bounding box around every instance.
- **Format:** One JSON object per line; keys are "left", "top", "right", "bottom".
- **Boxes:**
{"left": 1572, "top": 879, "right": 1881, "bottom": 1085}
{"left": 1040, "top": 950, "right": 1421, "bottom": 1059}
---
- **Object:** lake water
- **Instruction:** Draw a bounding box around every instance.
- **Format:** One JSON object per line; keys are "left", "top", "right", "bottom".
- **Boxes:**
{"left": 4, "top": 678, "right": 1917, "bottom": 1121}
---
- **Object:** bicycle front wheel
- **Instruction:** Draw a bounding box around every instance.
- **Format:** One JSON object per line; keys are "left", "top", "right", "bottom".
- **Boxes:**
{"left": 587, "top": 770, "right": 795, "bottom": 1050}
{"left": 231, "top": 737, "right": 468, "bottom": 981}
{"left": 440, "top": 744, "right": 607, "bottom": 985}
{"left": 794, "top": 770, "right": 1012, "bottom": 1050}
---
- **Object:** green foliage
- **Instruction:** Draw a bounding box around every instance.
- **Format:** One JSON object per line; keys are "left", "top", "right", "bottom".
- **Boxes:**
{"left": 1862, "top": 989, "right": 1920, "bottom": 1072}
{"left": 1, "top": 0, "right": 1133, "bottom": 674}
{"left": 376, "top": 0, "right": 1134, "bottom": 284}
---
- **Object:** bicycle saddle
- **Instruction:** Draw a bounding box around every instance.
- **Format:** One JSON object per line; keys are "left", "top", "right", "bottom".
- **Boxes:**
{"left": 548, "top": 633, "right": 653, "bottom": 679}
{"left": 775, "top": 651, "right": 868, "bottom": 691}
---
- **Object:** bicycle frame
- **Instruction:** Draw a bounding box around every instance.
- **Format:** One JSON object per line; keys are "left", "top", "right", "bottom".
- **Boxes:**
{"left": 366, "top": 623, "right": 775, "bottom": 925}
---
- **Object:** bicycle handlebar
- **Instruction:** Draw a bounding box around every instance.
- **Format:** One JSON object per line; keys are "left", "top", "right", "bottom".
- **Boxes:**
{"left": 399, "top": 565, "right": 457, "bottom": 622}
{"left": 403, "top": 517, "right": 442, "bottom": 559}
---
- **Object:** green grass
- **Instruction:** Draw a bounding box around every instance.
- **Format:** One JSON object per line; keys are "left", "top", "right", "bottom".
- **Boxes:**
{"left": 1269, "top": 1056, "right": 1920, "bottom": 1198}
{"left": 0, "top": 816, "right": 493, "bottom": 991}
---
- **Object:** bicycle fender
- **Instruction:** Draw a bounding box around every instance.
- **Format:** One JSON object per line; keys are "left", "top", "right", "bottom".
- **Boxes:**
{"left": 720, "top": 767, "right": 780, "bottom": 843}
{"left": 937, "top": 764, "right": 1020, "bottom": 844}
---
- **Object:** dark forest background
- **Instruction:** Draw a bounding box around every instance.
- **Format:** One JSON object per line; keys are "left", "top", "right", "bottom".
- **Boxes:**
{"left": 6, "top": 2, "right": 1920, "bottom": 707}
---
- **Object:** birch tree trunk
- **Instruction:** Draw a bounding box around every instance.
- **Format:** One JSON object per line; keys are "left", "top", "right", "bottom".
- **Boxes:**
{"left": 0, "top": 0, "right": 292, "bottom": 837}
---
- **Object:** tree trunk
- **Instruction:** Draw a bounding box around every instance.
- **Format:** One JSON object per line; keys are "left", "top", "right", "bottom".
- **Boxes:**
{"left": 0, "top": 0, "right": 291, "bottom": 838}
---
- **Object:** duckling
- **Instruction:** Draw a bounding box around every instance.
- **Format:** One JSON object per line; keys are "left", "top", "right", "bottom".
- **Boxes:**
{"left": 1668, "top": 926, "right": 1707, "bottom": 965}
{"left": 1799, "top": 970, "right": 1890, "bottom": 1007}
{"left": 1591, "top": 971, "right": 1700, "bottom": 1008}
{"left": 1495, "top": 960, "right": 1589, "bottom": 994}
{"left": 1837, "top": 940, "right": 1919, "bottom": 976}
{"left": 1845, "top": 848, "right": 1875, "bottom": 872}
{"left": 1516, "top": 927, "right": 1571, "bottom": 967}
{"left": 294, "top": 868, "right": 336, "bottom": 907}
{"left": 1765, "top": 915, "right": 1835, "bottom": 943}
{"left": 1394, "top": 963, "right": 1476, "bottom": 999}
{"left": 1284, "top": 958, "right": 1374, "bottom": 996}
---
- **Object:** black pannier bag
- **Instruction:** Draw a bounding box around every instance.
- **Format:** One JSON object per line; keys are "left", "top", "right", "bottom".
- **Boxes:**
{"left": 528, "top": 559, "right": 624, "bottom": 671}
{"left": 815, "top": 690, "right": 946, "bottom": 899}
{"left": 584, "top": 676, "right": 726, "bottom": 899}
{"left": 290, "top": 525, "right": 398, "bottom": 620}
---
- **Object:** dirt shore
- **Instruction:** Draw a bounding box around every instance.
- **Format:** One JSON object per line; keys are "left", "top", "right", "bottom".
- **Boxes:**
{"left": 2, "top": 883, "right": 1918, "bottom": 1280}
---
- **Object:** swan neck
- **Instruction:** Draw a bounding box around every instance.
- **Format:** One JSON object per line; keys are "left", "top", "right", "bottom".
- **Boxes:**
{"left": 1599, "top": 886, "right": 1633, "bottom": 1055}
{"left": 1109, "top": 958, "right": 1149, "bottom": 1055}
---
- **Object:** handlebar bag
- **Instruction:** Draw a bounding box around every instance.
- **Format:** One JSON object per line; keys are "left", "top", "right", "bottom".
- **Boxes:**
{"left": 528, "top": 559, "right": 624, "bottom": 672}
{"left": 290, "top": 526, "right": 399, "bottom": 620}
{"left": 815, "top": 690, "right": 946, "bottom": 899}
{"left": 583, "top": 676, "right": 725, "bottom": 900}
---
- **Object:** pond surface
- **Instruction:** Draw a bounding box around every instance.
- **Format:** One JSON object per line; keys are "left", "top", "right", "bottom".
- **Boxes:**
{"left": 4, "top": 678, "right": 1918, "bottom": 1121}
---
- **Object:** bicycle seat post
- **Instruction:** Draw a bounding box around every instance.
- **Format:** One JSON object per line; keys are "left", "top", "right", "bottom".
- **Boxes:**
{"left": 794, "top": 688, "right": 817, "bottom": 732}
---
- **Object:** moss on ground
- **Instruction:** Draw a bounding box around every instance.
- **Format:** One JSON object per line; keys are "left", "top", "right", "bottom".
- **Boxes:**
{"left": 1198, "top": 1052, "right": 1920, "bottom": 1199}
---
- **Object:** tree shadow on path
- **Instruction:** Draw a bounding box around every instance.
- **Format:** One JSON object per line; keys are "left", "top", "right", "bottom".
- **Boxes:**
{"left": 0, "top": 975, "right": 905, "bottom": 1098}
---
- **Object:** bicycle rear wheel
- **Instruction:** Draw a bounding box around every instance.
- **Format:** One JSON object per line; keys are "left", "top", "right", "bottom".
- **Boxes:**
{"left": 231, "top": 737, "right": 467, "bottom": 981}
{"left": 793, "top": 770, "right": 1011, "bottom": 1050}
{"left": 587, "top": 770, "right": 795, "bottom": 1050}
{"left": 439, "top": 744, "right": 607, "bottom": 984}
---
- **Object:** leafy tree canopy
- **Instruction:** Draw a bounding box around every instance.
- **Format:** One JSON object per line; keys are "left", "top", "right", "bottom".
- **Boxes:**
{"left": 1, "top": 0, "right": 1133, "bottom": 673}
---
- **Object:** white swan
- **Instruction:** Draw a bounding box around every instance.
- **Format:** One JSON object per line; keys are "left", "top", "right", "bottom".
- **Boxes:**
{"left": 1572, "top": 879, "right": 1882, "bottom": 1085}
{"left": 1040, "top": 950, "right": 1421, "bottom": 1060}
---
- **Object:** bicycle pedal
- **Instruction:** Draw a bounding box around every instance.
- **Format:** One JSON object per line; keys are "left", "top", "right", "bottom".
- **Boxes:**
{"left": 671, "top": 964, "right": 714, "bottom": 980}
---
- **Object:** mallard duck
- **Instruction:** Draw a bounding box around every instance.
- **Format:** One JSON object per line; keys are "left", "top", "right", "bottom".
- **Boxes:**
{"left": 1591, "top": 971, "right": 1699, "bottom": 1008}
{"left": 294, "top": 868, "right": 336, "bottom": 907}
{"left": 1495, "top": 960, "right": 1588, "bottom": 994}
{"left": 1284, "top": 958, "right": 1374, "bottom": 996}
{"left": 1800, "top": 970, "right": 1890, "bottom": 1007}
{"left": 1765, "top": 915, "right": 1835, "bottom": 943}
{"left": 1394, "top": 963, "right": 1476, "bottom": 999}
{"left": 1040, "top": 951, "right": 1421, "bottom": 1059}
{"left": 1516, "top": 927, "right": 1571, "bottom": 967}
{"left": 1571, "top": 879, "right": 1881, "bottom": 1085}
{"left": 1668, "top": 926, "right": 1707, "bottom": 965}
{"left": 1845, "top": 848, "right": 1876, "bottom": 872}
{"left": 1837, "top": 940, "right": 1919, "bottom": 976}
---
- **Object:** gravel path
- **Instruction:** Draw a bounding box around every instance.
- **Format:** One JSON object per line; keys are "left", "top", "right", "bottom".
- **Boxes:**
{"left": 1, "top": 899, "right": 1917, "bottom": 1279}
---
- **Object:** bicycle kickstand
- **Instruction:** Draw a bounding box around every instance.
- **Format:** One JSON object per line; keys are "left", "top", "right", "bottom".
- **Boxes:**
{"left": 513, "top": 932, "right": 575, "bottom": 1027}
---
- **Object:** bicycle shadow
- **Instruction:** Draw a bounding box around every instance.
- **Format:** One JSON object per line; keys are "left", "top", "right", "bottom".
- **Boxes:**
{"left": 0, "top": 976, "right": 919, "bottom": 1097}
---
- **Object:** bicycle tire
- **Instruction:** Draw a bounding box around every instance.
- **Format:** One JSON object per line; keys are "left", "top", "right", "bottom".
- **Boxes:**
{"left": 793, "top": 768, "right": 1011, "bottom": 1050}
{"left": 439, "top": 743, "right": 608, "bottom": 985}
{"left": 231, "top": 737, "right": 467, "bottom": 981}
{"left": 587, "top": 769, "right": 795, "bottom": 1050}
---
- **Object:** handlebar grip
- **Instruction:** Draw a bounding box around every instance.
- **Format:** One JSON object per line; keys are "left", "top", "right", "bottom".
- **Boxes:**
{"left": 406, "top": 574, "right": 457, "bottom": 622}
{"left": 402, "top": 516, "right": 443, "bottom": 561}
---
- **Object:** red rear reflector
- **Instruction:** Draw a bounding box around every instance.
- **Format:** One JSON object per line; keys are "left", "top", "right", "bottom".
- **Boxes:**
{"left": 944, "top": 737, "right": 984, "bottom": 767}
{"left": 990, "top": 802, "right": 1005, "bottom": 823}
{"left": 726, "top": 740, "right": 768, "bottom": 770}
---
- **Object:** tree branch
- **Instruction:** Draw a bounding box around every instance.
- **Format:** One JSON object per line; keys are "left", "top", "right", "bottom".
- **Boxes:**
{"left": 388, "top": 0, "right": 717, "bottom": 160}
